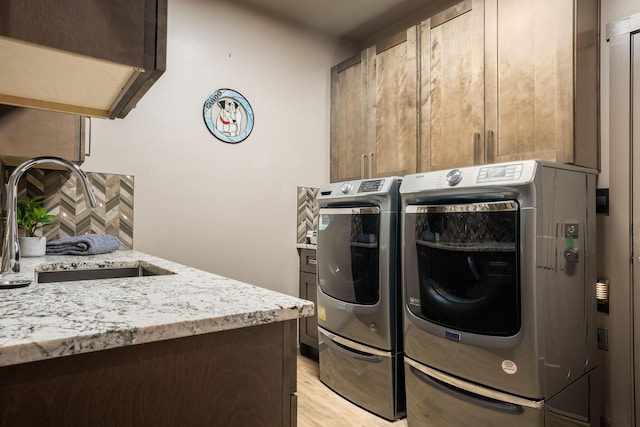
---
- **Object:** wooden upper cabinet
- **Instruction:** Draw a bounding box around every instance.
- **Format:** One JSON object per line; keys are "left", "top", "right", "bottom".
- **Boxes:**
{"left": 0, "top": 0, "right": 167, "bottom": 119}
{"left": 487, "top": 0, "right": 596, "bottom": 166}
{"left": 418, "top": 0, "right": 599, "bottom": 171}
{"left": 330, "top": 28, "right": 419, "bottom": 183}
{"left": 330, "top": 52, "right": 368, "bottom": 183}
{"left": 420, "top": 0, "right": 484, "bottom": 171}
{"left": 329, "top": 0, "right": 599, "bottom": 178}
{"left": 367, "top": 29, "right": 418, "bottom": 178}
{"left": 0, "top": 106, "right": 87, "bottom": 166}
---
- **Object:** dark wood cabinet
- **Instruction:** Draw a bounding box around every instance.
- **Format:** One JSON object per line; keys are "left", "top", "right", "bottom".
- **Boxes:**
{"left": 0, "top": 321, "right": 298, "bottom": 427}
{"left": 299, "top": 248, "right": 318, "bottom": 358}
{"left": 0, "top": 0, "right": 167, "bottom": 119}
{"left": 0, "top": 105, "right": 87, "bottom": 166}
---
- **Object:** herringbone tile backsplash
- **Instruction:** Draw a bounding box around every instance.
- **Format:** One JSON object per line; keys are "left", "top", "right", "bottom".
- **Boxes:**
{"left": 297, "top": 186, "right": 319, "bottom": 244}
{"left": 8, "top": 168, "right": 134, "bottom": 249}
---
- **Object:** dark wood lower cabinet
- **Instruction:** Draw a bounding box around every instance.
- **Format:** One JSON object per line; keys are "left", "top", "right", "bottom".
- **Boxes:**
{"left": 298, "top": 248, "right": 318, "bottom": 359}
{"left": 299, "top": 271, "right": 318, "bottom": 359}
{"left": 0, "top": 320, "right": 297, "bottom": 427}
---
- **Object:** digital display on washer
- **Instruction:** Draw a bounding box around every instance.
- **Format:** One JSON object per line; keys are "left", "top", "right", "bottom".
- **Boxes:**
{"left": 477, "top": 164, "right": 523, "bottom": 183}
{"left": 488, "top": 167, "right": 507, "bottom": 178}
{"left": 358, "top": 179, "right": 384, "bottom": 193}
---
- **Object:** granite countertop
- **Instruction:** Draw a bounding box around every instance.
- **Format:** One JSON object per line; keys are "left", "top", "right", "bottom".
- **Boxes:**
{"left": 296, "top": 243, "right": 316, "bottom": 250}
{"left": 0, "top": 250, "right": 314, "bottom": 368}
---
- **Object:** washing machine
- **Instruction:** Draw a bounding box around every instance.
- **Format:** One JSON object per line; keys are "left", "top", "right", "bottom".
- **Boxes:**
{"left": 400, "top": 160, "right": 600, "bottom": 426}
{"left": 316, "top": 176, "right": 405, "bottom": 421}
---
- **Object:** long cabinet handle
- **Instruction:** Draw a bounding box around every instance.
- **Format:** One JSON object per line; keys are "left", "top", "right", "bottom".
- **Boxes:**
{"left": 84, "top": 116, "right": 92, "bottom": 157}
{"left": 486, "top": 130, "right": 495, "bottom": 163}
{"left": 369, "top": 153, "right": 374, "bottom": 177}
{"left": 361, "top": 154, "right": 367, "bottom": 178}
{"left": 473, "top": 132, "right": 483, "bottom": 165}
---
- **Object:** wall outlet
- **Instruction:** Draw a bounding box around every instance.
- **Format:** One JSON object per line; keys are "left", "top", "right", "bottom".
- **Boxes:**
{"left": 597, "top": 327, "right": 609, "bottom": 351}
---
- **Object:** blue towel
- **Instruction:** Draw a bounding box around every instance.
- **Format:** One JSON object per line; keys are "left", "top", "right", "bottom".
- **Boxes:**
{"left": 46, "top": 234, "right": 121, "bottom": 255}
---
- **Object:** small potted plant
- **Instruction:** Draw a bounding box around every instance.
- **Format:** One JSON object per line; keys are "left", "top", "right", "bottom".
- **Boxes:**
{"left": 16, "top": 196, "right": 57, "bottom": 257}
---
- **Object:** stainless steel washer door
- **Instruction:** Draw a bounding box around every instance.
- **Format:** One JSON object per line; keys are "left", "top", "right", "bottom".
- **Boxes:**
{"left": 404, "top": 201, "right": 520, "bottom": 336}
{"left": 316, "top": 204, "right": 399, "bottom": 350}
{"left": 317, "top": 207, "right": 381, "bottom": 305}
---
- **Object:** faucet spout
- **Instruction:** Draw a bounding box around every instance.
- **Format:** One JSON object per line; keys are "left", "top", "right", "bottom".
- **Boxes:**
{"left": 1, "top": 157, "right": 98, "bottom": 274}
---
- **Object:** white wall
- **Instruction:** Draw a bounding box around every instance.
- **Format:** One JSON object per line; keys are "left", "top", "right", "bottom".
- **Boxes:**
{"left": 82, "top": 0, "right": 354, "bottom": 296}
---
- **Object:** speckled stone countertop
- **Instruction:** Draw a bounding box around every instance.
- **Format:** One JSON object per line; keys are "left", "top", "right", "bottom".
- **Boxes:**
{"left": 0, "top": 250, "right": 314, "bottom": 367}
{"left": 296, "top": 243, "right": 316, "bottom": 250}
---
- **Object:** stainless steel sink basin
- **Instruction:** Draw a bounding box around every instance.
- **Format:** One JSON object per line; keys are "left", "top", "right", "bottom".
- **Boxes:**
{"left": 36, "top": 263, "right": 175, "bottom": 283}
{"left": 0, "top": 279, "right": 32, "bottom": 289}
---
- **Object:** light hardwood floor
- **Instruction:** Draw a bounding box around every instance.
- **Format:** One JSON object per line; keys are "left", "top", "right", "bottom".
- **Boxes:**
{"left": 297, "top": 355, "right": 408, "bottom": 427}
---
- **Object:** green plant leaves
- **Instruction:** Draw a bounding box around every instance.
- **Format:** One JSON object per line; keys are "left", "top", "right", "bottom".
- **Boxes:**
{"left": 16, "top": 196, "right": 57, "bottom": 237}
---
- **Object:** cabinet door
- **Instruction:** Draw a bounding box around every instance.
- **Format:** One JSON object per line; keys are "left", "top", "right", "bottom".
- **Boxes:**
{"left": 486, "top": 0, "right": 574, "bottom": 164}
{"left": 420, "top": 0, "right": 485, "bottom": 172}
{"left": 0, "top": 0, "right": 166, "bottom": 119}
{"left": 0, "top": 106, "right": 86, "bottom": 166}
{"left": 330, "top": 52, "right": 368, "bottom": 183}
{"left": 368, "top": 29, "right": 418, "bottom": 178}
{"left": 299, "top": 272, "right": 318, "bottom": 347}
{"left": 3, "top": 0, "right": 145, "bottom": 66}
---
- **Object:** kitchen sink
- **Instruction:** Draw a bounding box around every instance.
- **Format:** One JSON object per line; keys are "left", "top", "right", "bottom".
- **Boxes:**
{"left": 36, "top": 262, "right": 175, "bottom": 283}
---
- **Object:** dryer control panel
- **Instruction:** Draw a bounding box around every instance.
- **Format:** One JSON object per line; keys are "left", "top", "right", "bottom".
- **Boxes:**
{"left": 317, "top": 177, "right": 401, "bottom": 199}
{"left": 358, "top": 179, "right": 385, "bottom": 193}
{"left": 477, "top": 163, "right": 524, "bottom": 183}
{"left": 400, "top": 160, "right": 542, "bottom": 194}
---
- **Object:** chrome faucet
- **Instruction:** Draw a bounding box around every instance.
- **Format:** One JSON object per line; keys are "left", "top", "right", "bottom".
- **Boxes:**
{"left": 1, "top": 156, "right": 98, "bottom": 274}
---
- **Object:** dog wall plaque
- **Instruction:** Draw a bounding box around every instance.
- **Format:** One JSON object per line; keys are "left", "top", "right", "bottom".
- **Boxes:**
{"left": 203, "top": 88, "right": 254, "bottom": 144}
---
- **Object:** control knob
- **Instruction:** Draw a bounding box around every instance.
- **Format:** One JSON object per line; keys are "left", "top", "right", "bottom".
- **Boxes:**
{"left": 446, "top": 169, "right": 463, "bottom": 186}
{"left": 340, "top": 182, "right": 352, "bottom": 194}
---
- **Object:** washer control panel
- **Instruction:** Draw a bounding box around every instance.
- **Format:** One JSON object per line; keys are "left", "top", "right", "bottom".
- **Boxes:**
{"left": 477, "top": 163, "right": 524, "bottom": 183}
{"left": 399, "top": 160, "right": 541, "bottom": 194}
{"left": 358, "top": 179, "right": 385, "bottom": 193}
{"left": 317, "top": 177, "right": 400, "bottom": 200}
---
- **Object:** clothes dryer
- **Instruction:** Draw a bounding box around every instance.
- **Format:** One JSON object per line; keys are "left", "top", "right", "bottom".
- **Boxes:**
{"left": 401, "top": 160, "right": 600, "bottom": 426}
{"left": 316, "top": 177, "right": 405, "bottom": 421}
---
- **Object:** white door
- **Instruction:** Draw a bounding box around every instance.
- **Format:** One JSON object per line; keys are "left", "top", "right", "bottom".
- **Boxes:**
{"left": 609, "top": 16, "right": 640, "bottom": 427}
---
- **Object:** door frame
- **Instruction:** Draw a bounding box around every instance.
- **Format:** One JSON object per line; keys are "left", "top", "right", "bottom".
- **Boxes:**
{"left": 608, "top": 14, "right": 640, "bottom": 427}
